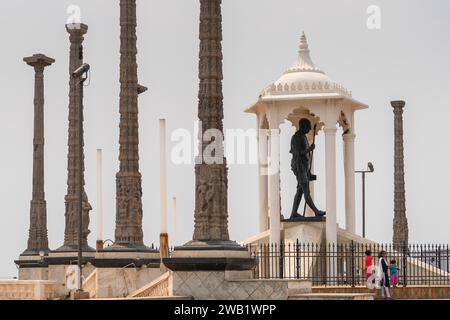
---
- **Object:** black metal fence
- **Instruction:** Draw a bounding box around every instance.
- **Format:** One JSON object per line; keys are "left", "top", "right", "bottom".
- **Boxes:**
{"left": 248, "top": 241, "right": 450, "bottom": 287}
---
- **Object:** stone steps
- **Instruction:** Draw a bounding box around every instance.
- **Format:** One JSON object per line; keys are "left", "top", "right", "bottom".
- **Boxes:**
{"left": 289, "top": 293, "right": 375, "bottom": 300}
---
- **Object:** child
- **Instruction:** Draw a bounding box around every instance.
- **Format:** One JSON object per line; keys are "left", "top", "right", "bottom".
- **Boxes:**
{"left": 389, "top": 259, "right": 399, "bottom": 287}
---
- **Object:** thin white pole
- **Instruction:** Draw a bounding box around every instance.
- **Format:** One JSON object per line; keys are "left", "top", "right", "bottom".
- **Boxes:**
{"left": 96, "top": 149, "right": 103, "bottom": 244}
{"left": 172, "top": 196, "right": 177, "bottom": 246}
{"left": 159, "top": 119, "right": 168, "bottom": 234}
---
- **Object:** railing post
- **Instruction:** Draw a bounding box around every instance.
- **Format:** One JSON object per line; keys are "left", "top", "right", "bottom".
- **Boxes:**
{"left": 350, "top": 241, "right": 356, "bottom": 288}
{"left": 296, "top": 239, "right": 300, "bottom": 279}
{"left": 279, "top": 240, "right": 284, "bottom": 279}
{"left": 402, "top": 242, "right": 408, "bottom": 287}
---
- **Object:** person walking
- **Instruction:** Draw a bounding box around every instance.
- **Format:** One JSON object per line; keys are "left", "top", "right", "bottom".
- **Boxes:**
{"left": 377, "top": 250, "right": 392, "bottom": 299}
{"left": 389, "top": 259, "right": 399, "bottom": 287}
{"left": 365, "top": 249, "right": 374, "bottom": 282}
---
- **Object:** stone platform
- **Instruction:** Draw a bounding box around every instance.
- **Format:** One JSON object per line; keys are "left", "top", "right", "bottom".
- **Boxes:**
{"left": 15, "top": 250, "right": 162, "bottom": 299}
{"left": 127, "top": 270, "right": 312, "bottom": 300}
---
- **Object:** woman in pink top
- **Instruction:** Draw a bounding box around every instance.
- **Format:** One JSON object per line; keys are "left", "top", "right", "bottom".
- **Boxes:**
{"left": 365, "top": 250, "right": 373, "bottom": 280}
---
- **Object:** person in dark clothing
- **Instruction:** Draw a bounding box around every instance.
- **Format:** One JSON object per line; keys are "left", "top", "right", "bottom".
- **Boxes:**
{"left": 378, "top": 250, "right": 392, "bottom": 299}
{"left": 290, "top": 118, "right": 326, "bottom": 219}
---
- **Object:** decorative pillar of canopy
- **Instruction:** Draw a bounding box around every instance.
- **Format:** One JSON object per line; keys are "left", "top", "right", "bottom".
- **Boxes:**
{"left": 267, "top": 119, "right": 281, "bottom": 246}
{"left": 343, "top": 132, "right": 356, "bottom": 234}
{"left": 257, "top": 116, "right": 269, "bottom": 232}
{"left": 246, "top": 33, "right": 368, "bottom": 244}
{"left": 324, "top": 124, "right": 337, "bottom": 245}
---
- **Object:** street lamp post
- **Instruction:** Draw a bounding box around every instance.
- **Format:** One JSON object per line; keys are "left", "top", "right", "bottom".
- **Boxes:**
{"left": 72, "top": 63, "right": 90, "bottom": 292}
{"left": 355, "top": 162, "right": 374, "bottom": 238}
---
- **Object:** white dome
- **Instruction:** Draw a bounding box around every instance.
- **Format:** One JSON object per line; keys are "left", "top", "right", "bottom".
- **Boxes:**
{"left": 275, "top": 70, "right": 331, "bottom": 87}
{"left": 261, "top": 33, "right": 351, "bottom": 98}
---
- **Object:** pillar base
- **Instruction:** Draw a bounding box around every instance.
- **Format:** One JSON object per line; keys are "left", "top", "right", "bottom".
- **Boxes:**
{"left": 163, "top": 240, "right": 256, "bottom": 272}
{"left": 101, "top": 243, "right": 158, "bottom": 253}
{"left": 53, "top": 244, "right": 96, "bottom": 253}
{"left": 93, "top": 250, "right": 160, "bottom": 268}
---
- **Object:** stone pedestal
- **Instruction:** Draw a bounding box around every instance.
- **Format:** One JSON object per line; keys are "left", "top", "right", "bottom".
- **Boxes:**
{"left": 170, "top": 271, "right": 310, "bottom": 300}
{"left": 16, "top": 254, "right": 49, "bottom": 281}
{"left": 164, "top": 243, "right": 256, "bottom": 272}
{"left": 281, "top": 220, "right": 326, "bottom": 245}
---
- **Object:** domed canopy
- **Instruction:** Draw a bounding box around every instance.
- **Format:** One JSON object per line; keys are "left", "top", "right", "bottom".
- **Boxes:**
{"left": 260, "top": 32, "right": 352, "bottom": 98}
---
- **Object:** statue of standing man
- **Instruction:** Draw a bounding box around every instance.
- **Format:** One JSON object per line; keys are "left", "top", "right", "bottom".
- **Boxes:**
{"left": 290, "top": 118, "right": 326, "bottom": 219}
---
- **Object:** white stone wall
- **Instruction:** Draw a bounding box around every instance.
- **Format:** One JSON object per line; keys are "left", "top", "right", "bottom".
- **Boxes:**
{"left": 95, "top": 267, "right": 162, "bottom": 298}
{"left": 18, "top": 267, "right": 49, "bottom": 281}
{"left": 0, "top": 280, "right": 56, "bottom": 300}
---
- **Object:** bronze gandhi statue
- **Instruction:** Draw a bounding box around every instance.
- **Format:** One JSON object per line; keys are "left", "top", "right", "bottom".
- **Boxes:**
{"left": 290, "top": 118, "right": 326, "bottom": 219}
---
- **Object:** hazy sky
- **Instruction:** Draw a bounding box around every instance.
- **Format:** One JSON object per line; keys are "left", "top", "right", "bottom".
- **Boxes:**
{"left": 0, "top": 0, "right": 449, "bottom": 278}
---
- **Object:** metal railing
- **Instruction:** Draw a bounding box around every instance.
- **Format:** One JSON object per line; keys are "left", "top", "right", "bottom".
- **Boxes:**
{"left": 248, "top": 241, "right": 450, "bottom": 287}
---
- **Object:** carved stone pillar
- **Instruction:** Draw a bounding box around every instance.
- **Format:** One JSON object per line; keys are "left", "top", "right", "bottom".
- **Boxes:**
{"left": 112, "top": 0, "right": 147, "bottom": 250}
{"left": 191, "top": 0, "right": 230, "bottom": 243}
{"left": 163, "top": 0, "right": 255, "bottom": 274}
{"left": 392, "top": 101, "right": 408, "bottom": 247}
{"left": 57, "top": 23, "right": 93, "bottom": 251}
{"left": 22, "top": 54, "right": 54, "bottom": 255}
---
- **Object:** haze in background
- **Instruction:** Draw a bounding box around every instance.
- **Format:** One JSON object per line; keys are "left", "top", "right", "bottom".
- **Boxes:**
{"left": 0, "top": 0, "right": 449, "bottom": 277}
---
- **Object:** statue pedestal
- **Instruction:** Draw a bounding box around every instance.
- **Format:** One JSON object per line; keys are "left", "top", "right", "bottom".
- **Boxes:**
{"left": 281, "top": 219, "right": 326, "bottom": 245}
{"left": 162, "top": 240, "right": 259, "bottom": 299}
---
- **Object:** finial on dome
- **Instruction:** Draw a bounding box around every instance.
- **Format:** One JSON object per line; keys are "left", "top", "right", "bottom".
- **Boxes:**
{"left": 299, "top": 31, "right": 309, "bottom": 53}
{"left": 285, "top": 31, "right": 322, "bottom": 73}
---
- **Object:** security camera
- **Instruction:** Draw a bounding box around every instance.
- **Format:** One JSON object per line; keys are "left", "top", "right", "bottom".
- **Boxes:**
{"left": 72, "top": 63, "right": 90, "bottom": 78}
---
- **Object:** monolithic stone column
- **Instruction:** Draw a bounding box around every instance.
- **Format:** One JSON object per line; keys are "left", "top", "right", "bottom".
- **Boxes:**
{"left": 192, "top": 0, "right": 230, "bottom": 243}
{"left": 343, "top": 133, "right": 356, "bottom": 234}
{"left": 22, "top": 54, "right": 54, "bottom": 255}
{"left": 112, "top": 0, "right": 146, "bottom": 249}
{"left": 392, "top": 101, "right": 408, "bottom": 247}
{"left": 58, "top": 23, "right": 92, "bottom": 251}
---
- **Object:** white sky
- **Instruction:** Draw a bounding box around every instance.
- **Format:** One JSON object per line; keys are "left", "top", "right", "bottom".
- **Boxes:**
{"left": 1, "top": 0, "right": 450, "bottom": 278}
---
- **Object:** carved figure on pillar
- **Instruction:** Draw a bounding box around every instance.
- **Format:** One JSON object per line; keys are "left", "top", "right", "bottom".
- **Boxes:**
{"left": 290, "top": 118, "right": 326, "bottom": 219}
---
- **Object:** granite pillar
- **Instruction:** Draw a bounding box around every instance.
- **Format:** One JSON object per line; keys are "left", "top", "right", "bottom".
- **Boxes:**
{"left": 22, "top": 54, "right": 55, "bottom": 255}
{"left": 57, "top": 23, "right": 93, "bottom": 252}
{"left": 392, "top": 101, "right": 409, "bottom": 247}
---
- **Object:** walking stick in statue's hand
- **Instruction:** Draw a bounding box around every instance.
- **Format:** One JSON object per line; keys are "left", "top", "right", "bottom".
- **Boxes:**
{"left": 302, "top": 123, "right": 317, "bottom": 217}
